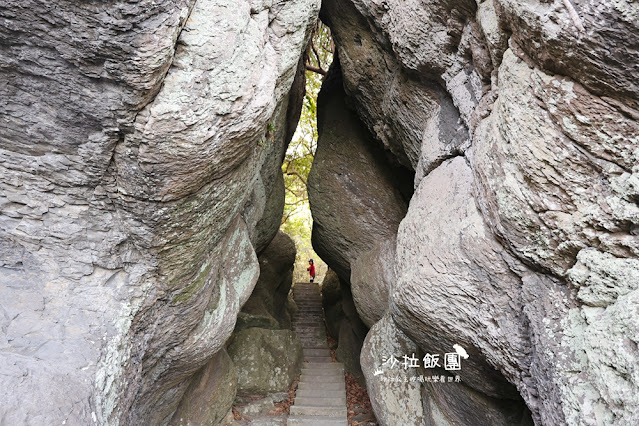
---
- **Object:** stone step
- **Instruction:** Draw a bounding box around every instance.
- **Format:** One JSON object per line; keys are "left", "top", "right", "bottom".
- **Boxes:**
{"left": 302, "top": 363, "right": 343, "bottom": 370}
{"left": 296, "top": 389, "right": 345, "bottom": 399}
{"left": 290, "top": 288, "right": 348, "bottom": 425}
{"left": 303, "top": 348, "right": 331, "bottom": 357}
{"left": 299, "top": 374, "right": 344, "bottom": 383}
{"left": 301, "top": 369, "right": 344, "bottom": 378}
{"left": 303, "top": 356, "right": 333, "bottom": 363}
{"left": 301, "top": 366, "right": 344, "bottom": 374}
{"left": 294, "top": 396, "right": 346, "bottom": 407}
{"left": 289, "top": 406, "right": 348, "bottom": 417}
{"left": 287, "top": 415, "right": 348, "bottom": 426}
{"left": 297, "top": 381, "right": 345, "bottom": 391}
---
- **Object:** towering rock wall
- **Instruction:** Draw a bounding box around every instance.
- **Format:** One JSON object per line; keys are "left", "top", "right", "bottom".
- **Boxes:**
{"left": 0, "top": 1, "right": 319, "bottom": 424}
{"left": 312, "top": 0, "right": 639, "bottom": 425}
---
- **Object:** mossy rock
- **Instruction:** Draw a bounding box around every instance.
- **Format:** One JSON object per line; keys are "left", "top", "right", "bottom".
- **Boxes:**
{"left": 170, "top": 349, "right": 237, "bottom": 426}
{"left": 228, "top": 328, "right": 303, "bottom": 393}
{"left": 235, "top": 312, "right": 279, "bottom": 332}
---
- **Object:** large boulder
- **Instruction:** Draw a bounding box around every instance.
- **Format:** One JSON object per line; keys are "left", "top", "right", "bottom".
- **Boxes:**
{"left": 227, "top": 328, "right": 303, "bottom": 394}
{"left": 392, "top": 157, "right": 533, "bottom": 420}
{"left": 317, "top": 0, "right": 639, "bottom": 424}
{"left": 320, "top": 0, "right": 473, "bottom": 178}
{"left": 321, "top": 269, "right": 369, "bottom": 380}
{"left": 361, "top": 314, "right": 425, "bottom": 426}
{"left": 0, "top": 0, "right": 320, "bottom": 424}
{"left": 307, "top": 59, "right": 409, "bottom": 282}
{"left": 321, "top": 269, "right": 345, "bottom": 340}
{"left": 350, "top": 237, "right": 396, "bottom": 328}
{"left": 169, "top": 349, "right": 237, "bottom": 426}
{"left": 238, "top": 231, "right": 298, "bottom": 331}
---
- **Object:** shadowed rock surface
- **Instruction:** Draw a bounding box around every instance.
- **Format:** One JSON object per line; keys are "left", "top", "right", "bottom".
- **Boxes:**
{"left": 228, "top": 327, "right": 303, "bottom": 394}
{"left": 321, "top": 269, "right": 369, "bottom": 382}
{"left": 1, "top": 0, "right": 638, "bottom": 424}
{"left": 169, "top": 348, "right": 237, "bottom": 426}
{"left": 307, "top": 59, "right": 408, "bottom": 282}
{"left": 0, "top": 0, "right": 320, "bottom": 424}
{"left": 237, "top": 231, "right": 298, "bottom": 331}
{"left": 228, "top": 230, "right": 304, "bottom": 395}
{"left": 312, "top": 0, "right": 639, "bottom": 425}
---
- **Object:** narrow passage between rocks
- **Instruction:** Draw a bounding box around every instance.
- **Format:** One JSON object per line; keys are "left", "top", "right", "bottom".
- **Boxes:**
{"left": 287, "top": 283, "right": 348, "bottom": 426}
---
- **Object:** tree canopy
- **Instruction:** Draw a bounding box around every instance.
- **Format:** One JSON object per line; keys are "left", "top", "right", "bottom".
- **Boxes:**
{"left": 280, "top": 20, "right": 333, "bottom": 282}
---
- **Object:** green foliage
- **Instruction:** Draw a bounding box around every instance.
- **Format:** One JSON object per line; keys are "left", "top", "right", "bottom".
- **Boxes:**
{"left": 280, "top": 20, "right": 333, "bottom": 282}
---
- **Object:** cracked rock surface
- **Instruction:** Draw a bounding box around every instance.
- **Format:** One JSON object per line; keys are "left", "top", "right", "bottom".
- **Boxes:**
{"left": 312, "top": 1, "right": 639, "bottom": 425}
{"left": 0, "top": 0, "right": 319, "bottom": 424}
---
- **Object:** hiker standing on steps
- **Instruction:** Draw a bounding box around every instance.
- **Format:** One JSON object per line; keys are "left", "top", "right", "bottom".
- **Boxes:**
{"left": 307, "top": 259, "right": 316, "bottom": 283}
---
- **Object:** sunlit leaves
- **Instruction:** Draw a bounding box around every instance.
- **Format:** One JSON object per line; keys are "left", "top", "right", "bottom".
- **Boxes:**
{"left": 280, "top": 20, "right": 333, "bottom": 280}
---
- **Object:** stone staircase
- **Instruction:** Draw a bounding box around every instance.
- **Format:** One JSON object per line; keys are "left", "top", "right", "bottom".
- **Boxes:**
{"left": 288, "top": 283, "right": 348, "bottom": 426}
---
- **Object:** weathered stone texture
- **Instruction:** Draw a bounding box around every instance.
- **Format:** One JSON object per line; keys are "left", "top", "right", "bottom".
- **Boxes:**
{"left": 238, "top": 230, "right": 298, "bottom": 331}
{"left": 0, "top": 0, "right": 319, "bottom": 424}
{"left": 169, "top": 349, "right": 238, "bottom": 426}
{"left": 308, "top": 60, "right": 408, "bottom": 282}
{"left": 361, "top": 314, "right": 425, "bottom": 426}
{"left": 321, "top": 269, "right": 369, "bottom": 381}
{"left": 227, "top": 328, "right": 303, "bottom": 394}
{"left": 314, "top": 0, "right": 639, "bottom": 425}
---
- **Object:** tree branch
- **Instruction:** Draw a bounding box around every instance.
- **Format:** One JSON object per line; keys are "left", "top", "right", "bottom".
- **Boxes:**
{"left": 286, "top": 170, "right": 308, "bottom": 185}
{"left": 285, "top": 198, "right": 309, "bottom": 207}
{"left": 305, "top": 64, "right": 327, "bottom": 76}
{"left": 311, "top": 42, "right": 322, "bottom": 70}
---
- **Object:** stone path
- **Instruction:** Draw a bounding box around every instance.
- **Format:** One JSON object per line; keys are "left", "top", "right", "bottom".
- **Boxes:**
{"left": 287, "top": 283, "right": 348, "bottom": 426}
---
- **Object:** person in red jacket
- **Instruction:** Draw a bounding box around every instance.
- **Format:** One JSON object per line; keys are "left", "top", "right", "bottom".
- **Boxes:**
{"left": 307, "top": 259, "right": 316, "bottom": 283}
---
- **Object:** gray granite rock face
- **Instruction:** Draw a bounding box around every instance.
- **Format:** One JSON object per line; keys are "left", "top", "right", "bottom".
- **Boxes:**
{"left": 169, "top": 348, "right": 238, "bottom": 426}
{"left": 0, "top": 0, "right": 319, "bottom": 424}
{"left": 227, "top": 327, "right": 303, "bottom": 394}
{"left": 350, "top": 237, "right": 395, "bottom": 328}
{"left": 237, "top": 231, "right": 298, "bottom": 331}
{"left": 321, "top": 268, "right": 369, "bottom": 382}
{"left": 307, "top": 61, "right": 408, "bottom": 282}
{"left": 314, "top": 0, "right": 639, "bottom": 425}
{"left": 361, "top": 313, "right": 425, "bottom": 426}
